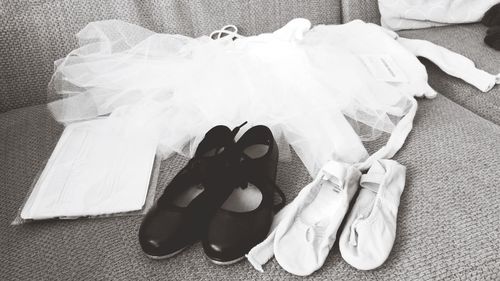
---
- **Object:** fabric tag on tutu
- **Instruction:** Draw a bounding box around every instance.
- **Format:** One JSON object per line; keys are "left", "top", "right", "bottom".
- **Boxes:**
{"left": 359, "top": 54, "right": 407, "bottom": 83}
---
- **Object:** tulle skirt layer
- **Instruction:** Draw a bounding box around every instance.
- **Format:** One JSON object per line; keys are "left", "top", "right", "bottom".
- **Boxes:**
{"left": 48, "top": 19, "right": 413, "bottom": 175}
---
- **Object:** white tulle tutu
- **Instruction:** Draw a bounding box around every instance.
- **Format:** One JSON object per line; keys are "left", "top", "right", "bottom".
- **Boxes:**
{"left": 48, "top": 19, "right": 413, "bottom": 175}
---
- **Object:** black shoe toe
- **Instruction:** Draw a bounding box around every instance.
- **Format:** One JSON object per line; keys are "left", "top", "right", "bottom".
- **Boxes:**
{"left": 139, "top": 207, "right": 192, "bottom": 258}
{"left": 485, "top": 26, "right": 500, "bottom": 51}
{"left": 203, "top": 208, "right": 273, "bottom": 263}
{"left": 482, "top": 3, "right": 500, "bottom": 27}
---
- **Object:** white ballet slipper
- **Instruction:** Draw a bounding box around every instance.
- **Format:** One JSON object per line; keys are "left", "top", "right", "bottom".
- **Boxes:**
{"left": 272, "top": 160, "right": 361, "bottom": 276}
{"left": 339, "top": 159, "right": 406, "bottom": 270}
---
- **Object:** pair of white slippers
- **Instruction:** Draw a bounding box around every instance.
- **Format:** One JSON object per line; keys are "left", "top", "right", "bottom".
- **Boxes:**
{"left": 246, "top": 159, "right": 406, "bottom": 276}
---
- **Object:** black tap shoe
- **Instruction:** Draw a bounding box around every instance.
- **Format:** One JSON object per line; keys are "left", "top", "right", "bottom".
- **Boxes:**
{"left": 202, "top": 125, "right": 285, "bottom": 265}
{"left": 482, "top": 3, "right": 500, "bottom": 27}
{"left": 139, "top": 123, "right": 246, "bottom": 259}
{"left": 485, "top": 26, "right": 500, "bottom": 51}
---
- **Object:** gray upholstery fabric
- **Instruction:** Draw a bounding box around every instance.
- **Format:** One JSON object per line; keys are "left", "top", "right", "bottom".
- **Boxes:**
{"left": 341, "top": 0, "right": 381, "bottom": 24}
{"left": 0, "top": 0, "right": 342, "bottom": 113}
{"left": 2, "top": 95, "right": 499, "bottom": 280}
{"left": 399, "top": 23, "right": 500, "bottom": 125}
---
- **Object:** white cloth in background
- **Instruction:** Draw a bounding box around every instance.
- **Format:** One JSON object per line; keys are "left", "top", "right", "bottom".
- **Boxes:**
{"left": 48, "top": 19, "right": 403, "bottom": 176}
{"left": 48, "top": 19, "right": 498, "bottom": 177}
{"left": 397, "top": 37, "right": 500, "bottom": 92}
{"left": 46, "top": 18, "right": 499, "bottom": 173}
{"left": 303, "top": 20, "right": 435, "bottom": 100}
{"left": 305, "top": 20, "right": 499, "bottom": 98}
{"left": 49, "top": 18, "right": 499, "bottom": 177}
{"left": 378, "top": 0, "right": 500, "bottom": 31}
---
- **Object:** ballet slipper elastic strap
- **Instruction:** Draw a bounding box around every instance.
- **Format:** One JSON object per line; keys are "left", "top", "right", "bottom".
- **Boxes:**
{"left": 355, "top": 98, "right": 418, "bottom": 172}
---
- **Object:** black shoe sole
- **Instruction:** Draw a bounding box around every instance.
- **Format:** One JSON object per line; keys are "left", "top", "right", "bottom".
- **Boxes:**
{"left": 207, "top": 255, "right": 245, "bottom": 266}
{"left": 144, "top": 246, "right": 188, "bottom": 260}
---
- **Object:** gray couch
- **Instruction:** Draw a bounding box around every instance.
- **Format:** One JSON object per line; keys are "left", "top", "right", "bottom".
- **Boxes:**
{"left": 1, "top": 1, "right": 499, "bottom": 280}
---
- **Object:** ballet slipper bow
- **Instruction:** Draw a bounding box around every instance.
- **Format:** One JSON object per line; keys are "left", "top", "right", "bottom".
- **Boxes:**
{"left": 321, "top": 161, "right": 348, "bottom": 192}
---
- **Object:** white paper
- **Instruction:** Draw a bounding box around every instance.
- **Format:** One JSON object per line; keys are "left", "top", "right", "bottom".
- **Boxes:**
{"left": 21, "top": 118, "right": 158, "bottom": 220}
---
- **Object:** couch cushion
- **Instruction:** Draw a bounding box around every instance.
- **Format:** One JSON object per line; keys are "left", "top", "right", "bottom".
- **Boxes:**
{"left": 341, "top": 0, "right": 381, "bottom": 24}
{"left": 0, "top": 0, "right": 342, "bottom": 113}
{"left": 1, "top": 95, "right": 499, "bottom": 279}
{"left": 399, "top": 23, "right": 500, "bottom": 125}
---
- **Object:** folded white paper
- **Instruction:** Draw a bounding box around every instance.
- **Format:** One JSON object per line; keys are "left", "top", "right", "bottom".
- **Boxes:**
{"left": 21, "top": 118, "right": 158, "bottom": 220}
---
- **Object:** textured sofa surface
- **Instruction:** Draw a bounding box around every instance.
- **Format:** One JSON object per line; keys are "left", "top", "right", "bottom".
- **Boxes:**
{"left": 1, "top": 1, "right": 499, "bottom": 280}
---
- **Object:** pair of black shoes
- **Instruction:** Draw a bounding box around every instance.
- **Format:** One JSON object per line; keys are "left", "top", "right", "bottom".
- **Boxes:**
{"left": 139, "top": 123, "right": 285, "bottom": 264}
{"left": 482, "top": 3, "right": 500, "bottom": 50}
